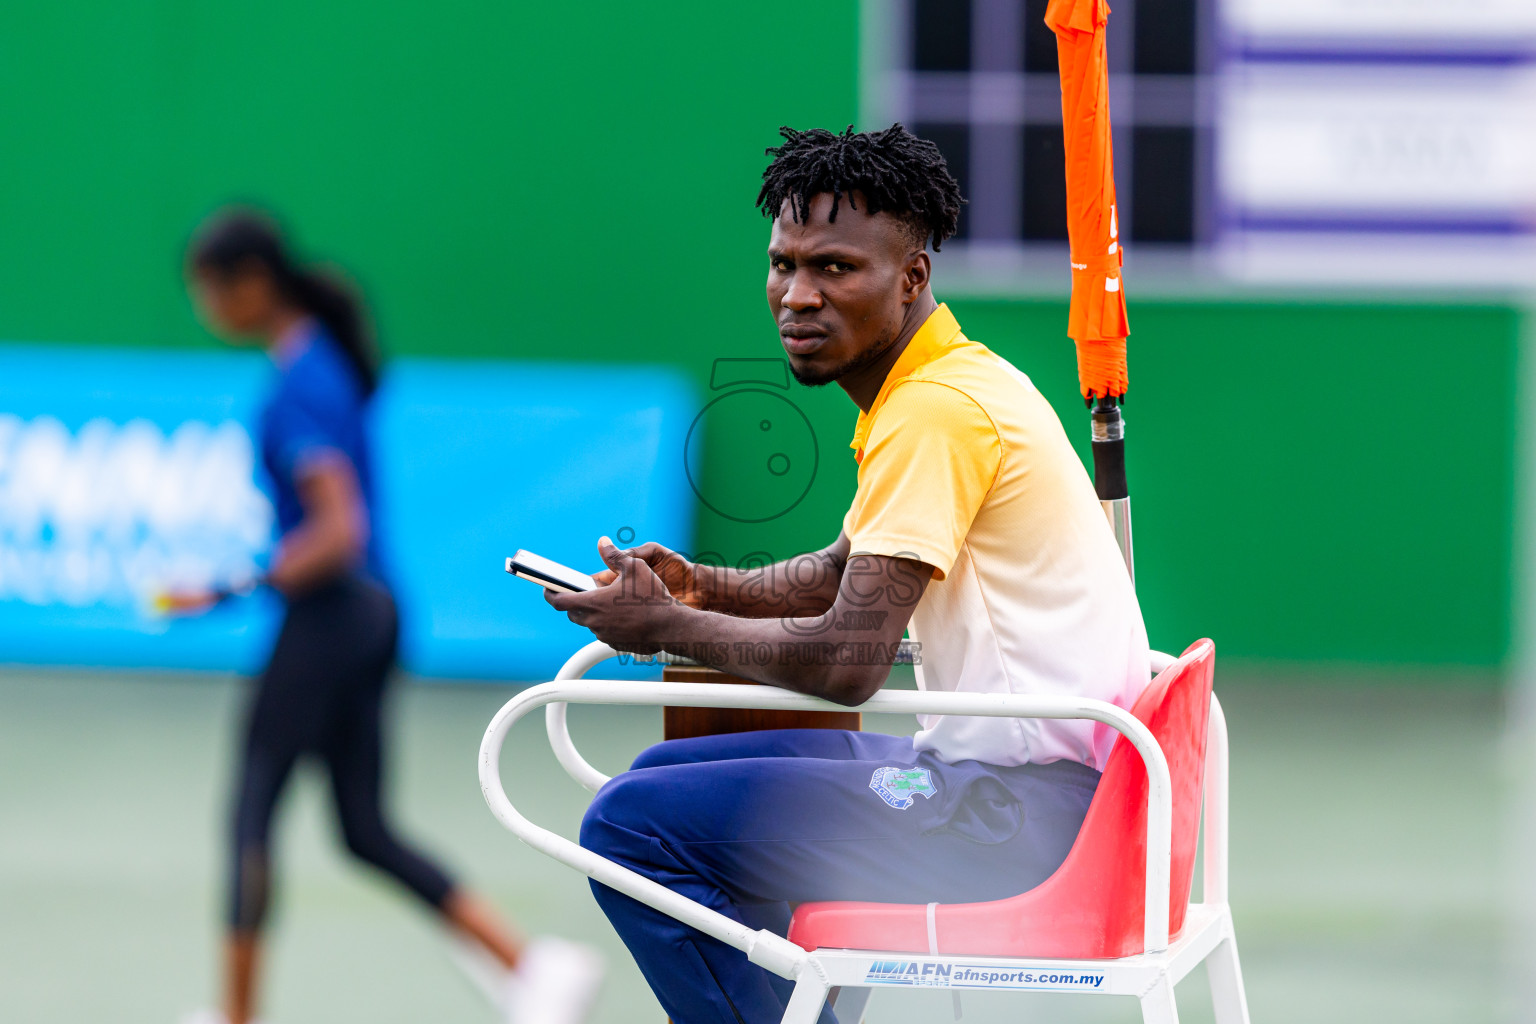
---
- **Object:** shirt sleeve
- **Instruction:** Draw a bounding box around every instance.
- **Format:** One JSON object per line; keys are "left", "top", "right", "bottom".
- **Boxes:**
{"left": 842, "top": 380, "right": 1002, "bottom": 580}
{"left": 266, "top": 390, "right": 350, "bottom": 483}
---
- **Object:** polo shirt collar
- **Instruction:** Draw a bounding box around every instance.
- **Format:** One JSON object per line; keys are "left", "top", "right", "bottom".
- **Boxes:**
{"left": 849, "top": 302, "right": 962, "bottom": 459}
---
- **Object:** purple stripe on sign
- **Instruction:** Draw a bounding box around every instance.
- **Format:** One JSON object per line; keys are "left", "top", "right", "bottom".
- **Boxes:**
{"left": 1229, "top": 42, "right": 1536, "bottom": 68}
{"left": 1230, "top": 212, "right": 1533, "bottom": 236}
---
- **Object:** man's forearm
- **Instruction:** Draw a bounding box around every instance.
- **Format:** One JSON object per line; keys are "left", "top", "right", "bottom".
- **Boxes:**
{"left": 653, "top": 602, "right": 897, "bottom": 706}
{"left": 695, "top": 548, "right": 845, "bottom": 619}
{"left": 549, "top": 545, "right": 931, "bottom": 703}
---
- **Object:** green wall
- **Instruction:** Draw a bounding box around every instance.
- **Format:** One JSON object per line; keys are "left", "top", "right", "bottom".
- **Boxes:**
{"left": 0, "top": 0, "right": 860, "bottom": 353}
{"left": 946, "top": 300, "right": 1520, "bottom": 667}
{"left": 0, "top": 1, "right": 1521, "bottom": 666}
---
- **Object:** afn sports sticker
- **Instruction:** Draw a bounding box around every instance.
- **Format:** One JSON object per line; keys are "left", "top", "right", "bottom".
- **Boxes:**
{"left": 869, "top": 767, "right": 936, "bottom": 809}
{"left": 864, "top": 960, "right": 1106, "bottom": 990}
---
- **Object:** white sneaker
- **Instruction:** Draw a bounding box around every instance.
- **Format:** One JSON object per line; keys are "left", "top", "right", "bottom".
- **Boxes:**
{"left": 446, "top": 931, "right": 517, "bottom": 1012}
{"left": 504, "top": 937, "right": 606, "bottom": 1024}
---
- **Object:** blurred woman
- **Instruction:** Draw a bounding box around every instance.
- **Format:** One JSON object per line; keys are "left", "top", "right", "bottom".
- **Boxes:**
{"left": 181, "top": 209, "right": 601, "bottom": 1024}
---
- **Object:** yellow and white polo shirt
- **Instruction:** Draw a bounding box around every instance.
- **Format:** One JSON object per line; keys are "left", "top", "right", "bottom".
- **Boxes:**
{"left": 843, "top": 303, "right": 1149, "bottom": 769}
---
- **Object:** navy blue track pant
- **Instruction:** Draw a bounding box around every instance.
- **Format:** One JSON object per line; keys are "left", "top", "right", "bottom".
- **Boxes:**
{"left": 579, "top": 729, "right": 1098, "bottom": 1024}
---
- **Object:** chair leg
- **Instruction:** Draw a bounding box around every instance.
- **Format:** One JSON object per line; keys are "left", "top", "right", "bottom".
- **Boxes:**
{"left": 1207, "top": 929, "right": 1252, "bottom": 1024}
{"left": 831, "top": 986, "right": 872, "bottom": 1024}
{"left": 780, "top": 971, "right": 833, "bottom": 1024}
{"left": 1139, "top": 975, "right": 1180, "bottom": 1024}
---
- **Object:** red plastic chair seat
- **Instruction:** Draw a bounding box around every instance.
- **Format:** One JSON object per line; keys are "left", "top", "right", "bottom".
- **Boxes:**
{"left": 788, "top": 640, "right": 1215, "bottom": 960}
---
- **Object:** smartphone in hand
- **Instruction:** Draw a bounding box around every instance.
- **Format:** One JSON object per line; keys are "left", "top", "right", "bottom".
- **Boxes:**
{"left": 505, "top": 550, "right": 598, "bottom": 594}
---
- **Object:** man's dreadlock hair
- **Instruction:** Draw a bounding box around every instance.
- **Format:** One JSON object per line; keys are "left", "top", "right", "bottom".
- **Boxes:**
{"left": 756, "top": 124, "right": 965, "bottom": 251}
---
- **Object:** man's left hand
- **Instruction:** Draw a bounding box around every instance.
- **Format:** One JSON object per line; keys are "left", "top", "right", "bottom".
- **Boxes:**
{"left": 544, "top": 536, "right": 679, "bottom": 655}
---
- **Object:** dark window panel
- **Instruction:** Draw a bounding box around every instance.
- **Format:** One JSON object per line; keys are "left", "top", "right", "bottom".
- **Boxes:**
{"left": 1134, "top": 0, "right": 1197, "bottom": 74}
{"left": 1020, "top": 124, "right": 1068, "bottom": 241}
{"left": 1129, "top": 126, "right": 1195, "bottom": 242}
{"left": 1022, "top": 0, "right": 1059, "bottom": 73}
{"left": 914, "top": 123, "right": 972, "bottom": 239}
{"left": 913, "top": 0, "right": 973, "bottom": 71}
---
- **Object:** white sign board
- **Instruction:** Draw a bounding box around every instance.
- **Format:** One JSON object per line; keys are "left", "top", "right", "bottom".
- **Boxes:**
{"left": 1221, "top": 65, "right": 1536, "bottom": 221}
{"left": 1224, "top": 0, "right": 1536, "bottom": 46}
{"left": 1216, "top": 0, "right": 1536, "bottom": 284}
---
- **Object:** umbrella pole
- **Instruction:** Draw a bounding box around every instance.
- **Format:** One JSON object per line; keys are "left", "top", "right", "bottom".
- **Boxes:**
{"left": 1091, "top": 395, "right": 1134, "bottom": 585}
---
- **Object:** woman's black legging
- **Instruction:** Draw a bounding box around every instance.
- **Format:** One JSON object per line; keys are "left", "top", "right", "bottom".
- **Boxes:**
{"left": 228, "top": 574, "right": 455, "bottom": 931}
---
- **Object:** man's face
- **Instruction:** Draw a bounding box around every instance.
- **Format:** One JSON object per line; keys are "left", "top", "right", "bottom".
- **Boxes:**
{"left": 767, "top": 192, "right": 920, "bottom": 386}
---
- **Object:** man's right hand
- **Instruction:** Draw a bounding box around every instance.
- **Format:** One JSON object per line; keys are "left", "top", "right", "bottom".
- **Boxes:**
{"left": 591, "top": 541, "right": 709, "bottom": 609}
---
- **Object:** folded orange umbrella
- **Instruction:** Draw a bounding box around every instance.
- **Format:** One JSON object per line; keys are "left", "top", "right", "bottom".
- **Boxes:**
{"left": 1047, "top": 0, "right": 1135, "bottom": 581}
{"left": 1046, "top": 0, "right": 1130, "bottom": 401}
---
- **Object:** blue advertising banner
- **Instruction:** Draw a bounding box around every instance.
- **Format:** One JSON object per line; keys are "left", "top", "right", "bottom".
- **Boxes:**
{"left": 0, "top": 343, "right": 694, "bottom": 679}
{"left": 373, "top": 359, "right": 694, "bottom": 679}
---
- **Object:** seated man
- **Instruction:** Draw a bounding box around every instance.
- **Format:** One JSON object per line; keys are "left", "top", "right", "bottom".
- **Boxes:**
{"left": 546, "top": 124, "right": 1150, "bottom": 1024}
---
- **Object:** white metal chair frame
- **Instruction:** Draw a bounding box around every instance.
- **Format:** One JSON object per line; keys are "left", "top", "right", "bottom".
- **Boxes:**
{"left": 479, "top": 641, "right": 1249, "bottom": 1023}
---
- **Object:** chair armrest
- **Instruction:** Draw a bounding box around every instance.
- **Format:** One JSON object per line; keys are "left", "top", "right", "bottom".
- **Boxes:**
{"left": 483, "top": 641, "right": 1179, "bottom": 957}
{"left": 545, "top": 642, "right": 1177, "bottom": 793}
{"left": 544, "top": 642, "right": 619, "bottom": 794}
